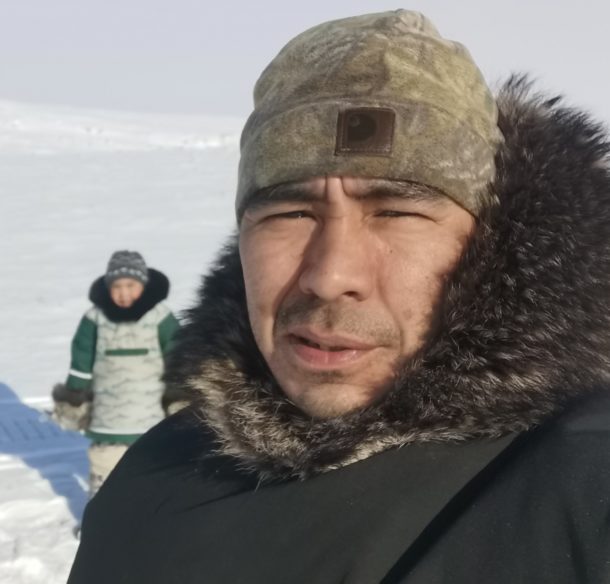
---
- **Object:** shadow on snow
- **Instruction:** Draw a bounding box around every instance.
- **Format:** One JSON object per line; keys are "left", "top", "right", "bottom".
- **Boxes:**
{"left": 0, "top": 382, "right": 88, "bottom": 521}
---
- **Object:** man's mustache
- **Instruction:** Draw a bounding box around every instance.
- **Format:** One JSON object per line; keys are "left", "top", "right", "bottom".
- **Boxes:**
{"left": 275, "top": 297, "right": 399, "bottom": 345}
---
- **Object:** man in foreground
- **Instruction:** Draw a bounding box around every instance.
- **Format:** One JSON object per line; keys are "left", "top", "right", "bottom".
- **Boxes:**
{"left": 69, "top": 10, "right": 610, "bottom": 583}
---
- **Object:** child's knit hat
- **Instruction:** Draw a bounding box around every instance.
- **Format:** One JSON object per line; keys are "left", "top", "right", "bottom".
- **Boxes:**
{"left": 104, "top": 251, "right": 149, "bottom": 286}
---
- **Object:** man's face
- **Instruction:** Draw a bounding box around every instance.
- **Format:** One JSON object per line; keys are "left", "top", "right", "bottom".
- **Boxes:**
{"left": 239, "top": 176, "right": 475, "bottom": 418}
{"left": 109, "top": 277, "right": 145, "bottom": 308}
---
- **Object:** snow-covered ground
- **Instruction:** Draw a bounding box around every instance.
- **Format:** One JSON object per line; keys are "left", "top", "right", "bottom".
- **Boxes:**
{"left": 0, "top": 99, "right": 242, "bottom": 582}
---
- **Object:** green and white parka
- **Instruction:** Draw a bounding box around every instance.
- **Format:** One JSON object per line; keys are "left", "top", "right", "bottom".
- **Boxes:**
{"left": 64, "top": 268, "right": 180, "bottom": 445}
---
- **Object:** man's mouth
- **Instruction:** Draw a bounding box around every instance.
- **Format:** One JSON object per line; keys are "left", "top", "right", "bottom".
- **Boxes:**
{"left": 285, "top": 329, "right": 377, "bottom": 369}
{"left": 296, "top": 336, "right": 350, "bottom": 352}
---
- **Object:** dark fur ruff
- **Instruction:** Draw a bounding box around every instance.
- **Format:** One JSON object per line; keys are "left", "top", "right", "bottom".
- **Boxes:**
{"left": 89, "top": 268, "right": 169, "bottom": 322}
{"left": 165, "top": 78, "right": 610, "bottom": 480}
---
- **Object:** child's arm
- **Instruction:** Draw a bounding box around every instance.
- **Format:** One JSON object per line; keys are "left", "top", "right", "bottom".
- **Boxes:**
{"left": 52, "top": 315, "right": 97, "bottom": 431}
{"left": 158, "top": 312, "right": 180, "bottom": 358}
{"left": 66, "top": 315, "right": 97, "bottom": 390}
{"left": 158, "top": 312, "right": 190, "bottom": 415}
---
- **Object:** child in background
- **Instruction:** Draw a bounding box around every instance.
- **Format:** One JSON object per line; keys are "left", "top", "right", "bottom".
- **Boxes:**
{"left": 53, "top": 250, "right": 183, "bottom": 497}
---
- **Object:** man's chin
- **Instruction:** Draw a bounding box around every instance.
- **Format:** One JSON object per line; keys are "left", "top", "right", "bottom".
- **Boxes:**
{"left": 282, "top": 381, "right": 388, "bottom": 419}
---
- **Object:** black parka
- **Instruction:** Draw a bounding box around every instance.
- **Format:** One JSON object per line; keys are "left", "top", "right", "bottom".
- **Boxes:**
{"left": 69, "top": 393, "right": 610, "bottom": 583}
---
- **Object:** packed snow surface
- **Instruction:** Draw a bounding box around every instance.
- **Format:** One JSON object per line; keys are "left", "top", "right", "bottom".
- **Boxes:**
{"left": 0, "top": 99, "right": 242, "bottom": 582}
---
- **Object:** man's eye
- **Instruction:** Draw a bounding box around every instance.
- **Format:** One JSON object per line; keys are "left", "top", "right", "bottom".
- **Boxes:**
{"left": 266, "top": 210, "right": 312, "bottom": 220}
{"left": 375, "top": 210, "right": 421, "bottom": 218}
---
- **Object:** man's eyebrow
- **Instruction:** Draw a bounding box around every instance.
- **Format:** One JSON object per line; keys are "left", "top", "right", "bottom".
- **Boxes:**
{"left": 245, "top": 179, "right": 446, "bottom": 212}
{"left": 245, "top": 183, "right": 320, "bottom": 211}
{"left": 356, "top": 180, "right": 446, "bottom": 202}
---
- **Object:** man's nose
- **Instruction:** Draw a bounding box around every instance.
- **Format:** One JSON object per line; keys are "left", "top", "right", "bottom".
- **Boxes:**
{"left": 298, "top": 217, "right": 374, "bottom": 302}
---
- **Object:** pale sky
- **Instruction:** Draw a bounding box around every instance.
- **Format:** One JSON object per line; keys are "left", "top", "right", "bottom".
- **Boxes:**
{"left": 2, "top": 0, "right": 609, "bottom": 122}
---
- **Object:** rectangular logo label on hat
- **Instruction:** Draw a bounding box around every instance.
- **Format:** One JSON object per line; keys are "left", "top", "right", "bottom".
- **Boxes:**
{"left": 335, "top": 107, "right": 395, "bottom": 156}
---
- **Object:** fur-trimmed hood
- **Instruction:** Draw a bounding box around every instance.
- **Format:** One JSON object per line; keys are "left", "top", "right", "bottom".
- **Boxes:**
{"left": 89, "top": 268, "right": 169, "bottom": 323}
{"left": 165, "top": 78, "right": 610, "bottom": 480}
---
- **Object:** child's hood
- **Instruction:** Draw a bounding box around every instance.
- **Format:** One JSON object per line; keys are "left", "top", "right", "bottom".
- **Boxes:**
{"left": 89, "top": 268, "right": 170, "bottom": 323}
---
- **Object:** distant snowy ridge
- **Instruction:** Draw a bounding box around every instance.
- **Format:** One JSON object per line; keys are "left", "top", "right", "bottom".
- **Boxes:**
{"left": 0, "top": 99, "right": 243, "bottom": 154}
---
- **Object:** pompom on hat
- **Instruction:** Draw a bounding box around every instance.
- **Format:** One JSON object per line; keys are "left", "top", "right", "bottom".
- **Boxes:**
{"left": 104, "top": 250, "right": 149, "bottom": 287}
{"left": 236, "top": 9, "right": 504, "bottom": 218}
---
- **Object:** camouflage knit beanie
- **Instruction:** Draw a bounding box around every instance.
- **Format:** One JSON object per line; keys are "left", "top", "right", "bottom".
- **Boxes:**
{"left": 236, "top": 10, "right": 503, "bottom": 218}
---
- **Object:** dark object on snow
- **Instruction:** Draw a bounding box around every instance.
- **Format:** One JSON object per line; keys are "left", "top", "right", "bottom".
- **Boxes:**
{"left": 51, "top": 383, "right": 92, "bottom": 431}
